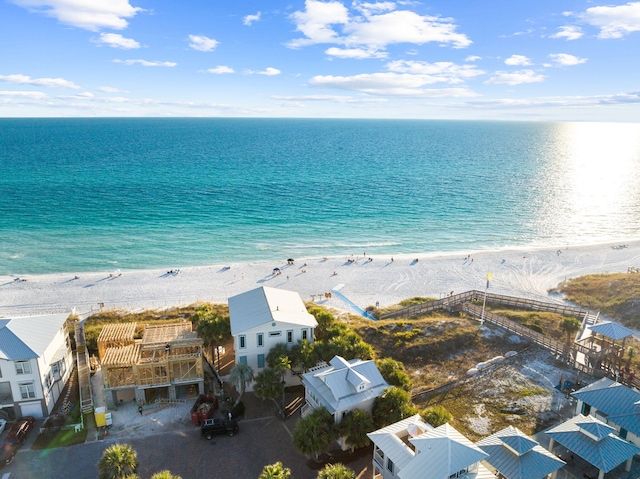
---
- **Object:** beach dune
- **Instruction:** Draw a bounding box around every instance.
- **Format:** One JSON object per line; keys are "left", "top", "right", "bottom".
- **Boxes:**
{"left": 1, "top": 241, "right": 639, "bottom": 318}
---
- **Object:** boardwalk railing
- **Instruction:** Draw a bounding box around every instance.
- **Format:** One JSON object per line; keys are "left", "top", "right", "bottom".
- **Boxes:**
{"left": 74, "top": 320, "right": 94, "bottom": 413}
{"left": 379, "top": 290, "right": 591, "bottom": 320}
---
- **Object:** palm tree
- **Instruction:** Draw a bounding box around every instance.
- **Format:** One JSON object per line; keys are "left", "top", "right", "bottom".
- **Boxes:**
{"left": 421, "top": 406, "right": 452, "bottom": 427}
{"left": 372, "top": 387, "right": 418, "bottom": 428}
{"left": 626, "top": 346, "right": 636, "bottom": 372}
{"left": 273, "top": 355, "right": 291, "bottom": 414}
{"left": 339, "top": 409, "right": 373, "bottom": 452}
{"left": 258, "top": 461, "right": 291, "bottom": 479}
{"left": 193, "top": 305, "right": 231, "bottom": 372}
{"left": 97, "top": 443, "right": 139, "bottom": 479}
{"left": 293, "top": 407, "right": 338, "bottom": 461}
{"left": 151, "top": 471, "right": 182, "bottom": 479}
{"left": 229, "top": 362, "right": 254, "bottom": 407}
{"left": 254, "top": 367, "right": 284, "bottom": 414}
{"left": 559, "top": 317, "right": 581, "bottom": 346}
{"left": 316, "top": 463, "right": 356, "bottom": 479}
{"left": 290, "top": 339, "right": 317, "bottom": 372}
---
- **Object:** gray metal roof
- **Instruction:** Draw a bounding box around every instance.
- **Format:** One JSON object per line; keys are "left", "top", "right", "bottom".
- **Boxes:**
{"left": 572, "top": 378, "right": 640, "bottom": 437}
{"left": 588, "top": 321, "right": 634, "bottom": 340}
{"left": 301, "top": 356, "right": 388, "bottom": 414}
{"left": 368, "top": 414, "right": 430, "bottom": 471}
{"left": 400, "top": 423, "right": 489, "bottom": 479}
{"left": 545, "top": 415, "right": 640, "bottom": 472}
{"left": 477, "top": 426, "right": 565, "bottom": 479}
{"left": 0, "top": 313, "right": 69, "bottom": 361}
{"left": 229, "top": 286, "right": 317, "bottom": 336}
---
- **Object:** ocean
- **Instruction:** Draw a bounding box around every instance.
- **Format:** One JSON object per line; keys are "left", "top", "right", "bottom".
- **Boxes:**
{"left": 1, "top": 118, "right": 639, "bottom": 275}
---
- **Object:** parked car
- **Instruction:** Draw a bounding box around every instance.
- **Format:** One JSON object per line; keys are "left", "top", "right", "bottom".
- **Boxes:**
{"left": 200, "top": 418, "right": 238, "bottom": 439}
{"left": 2, "top": 417, "right": 36, "bottom": 447}
{"left": 0, "top": 419, "right": 6, "bottom": 435}
{"left": 0, "top": 444, "right": 16, "bottom": 470}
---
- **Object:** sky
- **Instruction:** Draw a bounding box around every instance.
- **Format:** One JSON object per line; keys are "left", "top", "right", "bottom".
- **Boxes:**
{"left": 1, "top": 0, "right": 640, "bottom": 121}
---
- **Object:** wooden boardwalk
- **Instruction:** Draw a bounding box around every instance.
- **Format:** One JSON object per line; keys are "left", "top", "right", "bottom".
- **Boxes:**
{"left": 379, "top": 290, "right": 615, "bottom": 376}
{"left": 74, "top": 320, "right": 94, "bottom": 413}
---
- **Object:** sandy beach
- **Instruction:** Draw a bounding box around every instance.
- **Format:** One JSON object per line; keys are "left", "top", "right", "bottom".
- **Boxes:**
{"left": 1, "top": 240, "right": 639, "bottom": 318}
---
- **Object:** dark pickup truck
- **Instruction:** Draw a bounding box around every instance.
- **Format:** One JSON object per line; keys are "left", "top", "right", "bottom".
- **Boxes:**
{"left": 201, "top": 418, "right": 238, "bottom": 439}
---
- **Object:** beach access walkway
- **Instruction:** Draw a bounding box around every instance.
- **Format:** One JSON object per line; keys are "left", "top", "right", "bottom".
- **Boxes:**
{"left": 380, "top": 290, "right": 617, "bottom": 378}
{"left": 74, "top": 319, "right": 94, "bottom": 414}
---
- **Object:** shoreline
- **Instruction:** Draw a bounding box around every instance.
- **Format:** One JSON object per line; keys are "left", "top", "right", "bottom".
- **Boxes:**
{"left": 1, "top": 239, "right": 639, "bottom": 318}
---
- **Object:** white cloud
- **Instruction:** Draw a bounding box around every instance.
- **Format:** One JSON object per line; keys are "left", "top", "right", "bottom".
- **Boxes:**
{"left": 93, "top": 32, "right": 140, "bottom": 49}
{"left": 463, "top": 91, "right": 640, "bottom": 109}
{"left": 271, "top": 94, "right": 386, "bottom": 103}
{"left": 550, "top": 25, "right": 583, "bottom": 40}
{"left": 465, "top": 55, "right": 481, "bottom": 62}
{"left": 485, "top": 70, "right": 545, "bottom": 86}
{"left": 504, "top": 55, "right": 532, "bottom": 66}
{"left": 0, "top": 90, "right": 48, "bottom": 98}
{"left": 258, "top": 67, "right": 281, "bottom": 76}
{"left": 325, "top": 47, "right": 387, "bottom": 59}
{"left": 581, "top": 2, "right": 640, "bottom": 39}
{"left": 10, "top": 0, "right": 142, "bottom": 31}
{"left": 243, "top": 11, "right": 261, "bottom": 26}
{"left": 188, "top": 35, "right": 218, "bottom": 52}
{"left": 206, "top": 66, "right": 235, "bottom": 74}
{"left": 549, "top": 53, "right": 587, "bottom": 66}
{"left": 309, "top": 72, "right": 478, "bottom": 97}
{"left": 0, "top": 73, "right": 80, "bottom": 89}
{"left": 386, "top": 60, "right": 484, "bottom": 83}
{"left": 113, "top": 59, "right": 177, "bottom": 67}
{"left": 98, "top": 86, "right": 122, "bottom": 93}
{"left": 353, "top": 1, "right": 396, "bottom": 15}
{"left": 287, "top": 0, "right": 471, "bottom": 50}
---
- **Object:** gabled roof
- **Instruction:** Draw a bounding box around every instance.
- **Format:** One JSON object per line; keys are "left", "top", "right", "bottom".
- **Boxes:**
{"left": 588, "top": 321, "right": 634, "bottom": 341}
{"left": 302, "top": 355, "right": 388, "bottom": 414}
{"left": 399, "top": 423, "right": 489, "bottom": 479}
{"left": 229, "top": 286, "right": 317, "bottom": 336}
{"left": 368, "top": 414, "right": 431, "bottom": 472}
{"left": 0, "top": 313, "right": 69, "bottom": 361}
{"left": 572, "top": 378, "right": 640, "bottom": 437}
{"left": 545, "top": 415, "right": 640, "bottom": 473}
{"left": 477, "top": 426, "right": 565, "bottom": 479}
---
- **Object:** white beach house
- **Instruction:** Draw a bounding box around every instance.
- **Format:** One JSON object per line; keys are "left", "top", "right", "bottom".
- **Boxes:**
{"left": 0, "top": 313, "right": 73, "bottom": 419}
{"left": 301, "top": 355, "right": 388, "bottom": 422}
{"left": 368, "top": 415, "right": 494, "bottom": 479}
{"left": 228, "top": 286, "right": 317, "bottom": 386}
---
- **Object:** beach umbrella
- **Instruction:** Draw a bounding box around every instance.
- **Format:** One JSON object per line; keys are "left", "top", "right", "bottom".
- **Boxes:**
{"left": 273, "top": 267, "right": 280, "bottom": 273}
{"left": 287, "top": 258, "right": 294, "bottom": 262}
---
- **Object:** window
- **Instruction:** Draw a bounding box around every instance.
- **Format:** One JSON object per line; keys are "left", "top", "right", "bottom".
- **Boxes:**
{"left": 387, "top": 458, "right": 394, "bottom": 474}
{"left": 52, "top": 362, "right": 60, "bottom": 379}
{"left": 19, "top": 382, "right": 36, "bottom": 399}
{"left": 239, "top": 335, "right": 246, "bottom": 349}
{"left": 268, "top": 331, "right": 281, "bottom": 337}
{"left": 286, "top": 330, "right": 293, "bottom": 343}
{"left": 257, "top": 333, "right": 264, "bottom": 347}
{"left": 302, "top": 329, "right": 308, "bottom": 340}
{"left": 46, "top": 373, "right": 53, "bottom": 389}
{"left": 257, "top": 354, "right": 265, "bottom": 369}
{"left": 239, "top": 356, "right": 247, "bottom": 365}
{"left": 15, "top": 361, "right": 31, "bottom": 375}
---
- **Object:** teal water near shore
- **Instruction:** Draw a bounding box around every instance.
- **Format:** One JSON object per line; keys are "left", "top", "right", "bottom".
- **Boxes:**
{"left": 1, "top": 118, "right": 640, "bottom": 275}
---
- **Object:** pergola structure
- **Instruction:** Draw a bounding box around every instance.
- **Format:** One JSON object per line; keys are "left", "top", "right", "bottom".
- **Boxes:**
{"left": 576, "top": 321, "right": 635, "bottom": 374}
{"left": 98, "top": 322, "right": 204, "bottom": 407}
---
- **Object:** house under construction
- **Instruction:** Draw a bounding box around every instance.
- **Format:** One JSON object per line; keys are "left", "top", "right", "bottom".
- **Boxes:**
{"left": 98, "top": 322, "right": 204, "bottom": 408}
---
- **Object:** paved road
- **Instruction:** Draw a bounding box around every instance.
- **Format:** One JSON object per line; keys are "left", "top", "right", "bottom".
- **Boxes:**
{"left": 5, "top": 417, "right": 371, "bottom": 479}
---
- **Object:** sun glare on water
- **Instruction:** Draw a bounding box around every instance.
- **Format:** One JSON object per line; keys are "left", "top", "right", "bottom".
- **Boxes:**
{"left": 536, "top": 122, "right": 640, "bottom": 242}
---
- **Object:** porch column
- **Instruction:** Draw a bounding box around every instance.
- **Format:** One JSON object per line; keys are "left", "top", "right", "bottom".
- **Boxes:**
{"left": 626, "top": 456, "right": 633, "bottom": 471}
{"left": 135, "top": 387, "right": 145, "bottom": 403}
{"left": 548, "top": 438, "right": 555, "bottom": 452}
{"left": 598, "top": 469, "right": 604, "bottom": 479}
{"left": 198, "top": 381, "right": 205, "bottom": 394}
{"left": 169, "top": 384, "right": 177, "bottom": 400}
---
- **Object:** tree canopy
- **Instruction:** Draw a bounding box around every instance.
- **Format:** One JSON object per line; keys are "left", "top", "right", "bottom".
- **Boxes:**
{"left": 316, "top": 463, "right": 356, "bottom": 479}
{"left": 97, "top": 443, "right": 139, "bottom": 479}
{"left": 340, "top": 409, "right": 373, "bottom": 452}
{"left": 376, "top": 358, "right": 412, "bottom": 391}
{"left": 293, "top": 407, "right": 338, "bottom": 460}
{"left": 229, "top": 362, "right": 254, "bottom": 407}
{"left": 421, "top": 405, "right": 452, "bottom": 428}
{"left": 372, "top": 387, "right": 418, "bottom": 428}
{"left": 258, "top": 461, "right": 291, "bottom": 479}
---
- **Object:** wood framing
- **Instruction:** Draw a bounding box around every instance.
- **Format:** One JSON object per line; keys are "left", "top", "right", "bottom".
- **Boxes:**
{"left": 97, "top": 322, "right": 137, "bottom": 359}
{"left": 100, "top": 322, "right": 204, "bottom": 395}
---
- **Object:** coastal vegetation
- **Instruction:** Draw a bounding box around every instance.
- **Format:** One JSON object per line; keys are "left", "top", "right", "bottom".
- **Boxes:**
{"left": 557, "top": 273, "right": 640, "bottom": 328}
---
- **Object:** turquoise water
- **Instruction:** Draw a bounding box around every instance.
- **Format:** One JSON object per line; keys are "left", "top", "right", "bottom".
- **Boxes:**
{"left": 1, "top": 119, "right": 640, "bottom": 275}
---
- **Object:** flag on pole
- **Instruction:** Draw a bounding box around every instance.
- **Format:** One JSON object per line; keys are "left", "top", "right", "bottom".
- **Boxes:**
{"left": 486, "top": 272, "right": 493, "bottom": 289}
